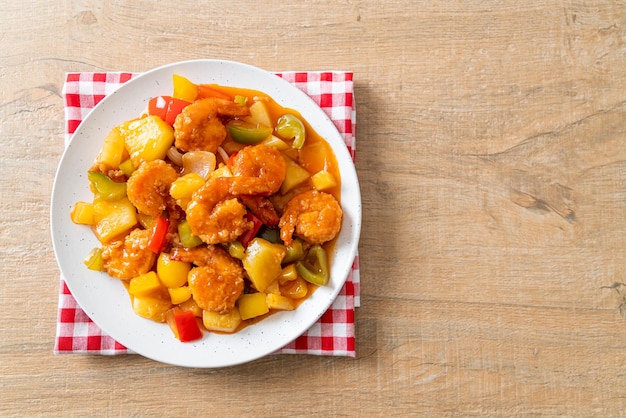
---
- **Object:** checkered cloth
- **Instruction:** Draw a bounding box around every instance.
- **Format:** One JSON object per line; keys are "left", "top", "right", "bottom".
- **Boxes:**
{"left": 55, "top": 70, "right": 360, "bottom": 357}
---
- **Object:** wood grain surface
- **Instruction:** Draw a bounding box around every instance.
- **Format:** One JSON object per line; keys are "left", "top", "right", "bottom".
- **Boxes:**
{"left": 2, "top": 1, "right": 626, "bottom": 416}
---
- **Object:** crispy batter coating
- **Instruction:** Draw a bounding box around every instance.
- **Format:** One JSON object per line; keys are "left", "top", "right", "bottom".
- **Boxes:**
{"left": 170, "top": 246, "right": 244, "bottom": 314}
{"left": 173, "top": 98, "right": 250, "bottom": 153}
{"left": 127, "top": 159, "right": 178, "bottom": 218}
{"left": 240, "top": 195, "right": 280, "bottom": 227}
{"left": 101, "top": 229, "right": 156, "bottom": 279}
{"left": 186, "top": 177, "right": 252, "bottom": 245}
{"left": 229, "top": 144, "right": 286, "bottom": 196}
{"left": 279, "top": 190, "right": 343, "bottom": 246}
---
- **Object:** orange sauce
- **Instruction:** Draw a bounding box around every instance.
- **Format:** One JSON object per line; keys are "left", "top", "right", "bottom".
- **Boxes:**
{"left": 203, "top": 84, "right": 341, "bottom": 334}
{"left": 202, "top": 84, "right": 341, "bottom": 200}
{"left": 93, "top": 83, "right": 343, "bottom": 338}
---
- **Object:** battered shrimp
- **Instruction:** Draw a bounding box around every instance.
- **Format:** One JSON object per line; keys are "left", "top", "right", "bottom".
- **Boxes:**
{"left": 101, "top": 229, "right": 156, "bottom": 279}
{"left": 173, "top": 97, "right": 250, "bottom": 153}
{"left": 240, "top": 195, "right": 280, "bottom": 227}
{"left": 185, "top": 176, "right": 252, "bottom": 244}
{"left": 279, "top": 190, "right": 343, "bottom": 246}
{"left": 127, "top": 159, "right": 178, "bottom": 218}
{"left": 229, "top": 143, "right": 286, "bottom": 196}
{"left": 170, "top": 246, "right": 244, "bottom": 314}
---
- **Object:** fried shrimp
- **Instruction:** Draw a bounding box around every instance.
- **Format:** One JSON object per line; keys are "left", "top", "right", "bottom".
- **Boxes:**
{"left": 240, "top": 195, "right": 280, "bottom": 227}
{"left": 101, "top": 229, "right": 157, "bottom": 279}
{"left": 127, "top": 159, "right": 178, "bottom": 218}
{"left": 173, "top": 97, "right": 250, "bottom": 153}
{"left": 185, "top": 176, "right": 252, "bottom": 244}
{"left": 279, "top": 190, "right": 343, "bottom": 246}
{"left": 170, "top": 246, "right": 244, "bottom": 314}
{"left": 229, "top": 143, "right": 286, "bottom": 196}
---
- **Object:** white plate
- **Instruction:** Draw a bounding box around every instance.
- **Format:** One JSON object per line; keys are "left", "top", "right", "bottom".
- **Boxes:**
{"left": 50, "top": 59, "right": 361, "bottom": 367}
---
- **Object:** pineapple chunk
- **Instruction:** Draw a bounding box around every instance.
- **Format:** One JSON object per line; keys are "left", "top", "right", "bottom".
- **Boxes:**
{"left": 132, "top": 295, "right": 172, "bottom": 322}
{"left": 264, "top": 279, "right": 281, "bottom": 295}
{"left": 157, "top": 252, "right": 191, "bottom": 288}
{"left": 280, "top": 156, "right": 311, "bottom": 194}
{"left": 266, "top": 293, "right": 295, "bottom": 311}
{"left": 242, "top": 238, "right": 285, "bottom": 292}
{"left": 96, "top": 126, "right": 126, "bottom": 170}
{"left": 238, "top": 293, "right": 269, "bottom": 320}
{"left": 202, "top": 309, "right": 242, "bottom": 333}
{"left": 243, "top": 101, "right": 272, "bottom": 128}
{"left": 169, "top": 173, "right": 205, "bottom": 209}
{"left": 262, "top": 135, "right": 290, "bottom": 151}
{"left": 70, "top": 201, "right": 94, "bottom": 225}
{"left": 178, "top": 298, "right": 203, "bottom": 317}
{"left": 210, "top": 164, "right": 233, "bottom": 179}
{"left": 120, "top": 115, "right": 175, "bottom": 167}
{"left": 311, "top": 170, "right": 337, "bottom": 191}
{"left": 92, "top": 197, "right": 137, "bottom": 243}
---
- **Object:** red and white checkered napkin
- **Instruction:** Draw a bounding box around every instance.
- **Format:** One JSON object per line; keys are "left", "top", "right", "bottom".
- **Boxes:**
{"left": 55, "top": 71, "right": 360, "bottom": 358}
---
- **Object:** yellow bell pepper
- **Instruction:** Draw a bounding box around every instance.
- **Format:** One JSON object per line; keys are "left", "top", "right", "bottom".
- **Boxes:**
{"left": 168, "top": 286, "right": 192, "bottom": 305}
{"left": 280, "top": 277, "right": 308, "bottom": 299}
{"left": 156, "top": 253, "right": 191, "bottom": 288}
{"left": 129, "top": 271, "right": 165, "bottom": 297}
{"left": 172, "top": 74, "right": 198, "bottom": 102}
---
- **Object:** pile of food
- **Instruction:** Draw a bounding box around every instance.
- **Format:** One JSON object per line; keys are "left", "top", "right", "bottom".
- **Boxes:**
{"left": 70, "top": 74, "right": 343, "bottom": 342}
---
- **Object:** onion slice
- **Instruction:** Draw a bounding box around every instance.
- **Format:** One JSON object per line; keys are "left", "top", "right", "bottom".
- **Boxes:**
{"left": 216, "top": 146, "right": 230, "bottom": 165}
{"left": 166, "top": 146, "right": 184, "bottom": 167}
{"left": 182, "top": 151, "right": 216, "bottom": 179}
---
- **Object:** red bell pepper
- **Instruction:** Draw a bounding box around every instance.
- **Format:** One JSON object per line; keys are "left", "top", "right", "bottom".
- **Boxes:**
{"left": 147, "top": 216, "right": 169, "bottom": 253}
{"left": 173, "top": 310, "right": 203, "bottom": 342}
{"left": 148, "top": 96, "right": 190, "bottom": 125}
{"left": 239, "top": 212, "right": 263, "bottom": 247}
{"left": 226, "top": 151, "right": 238, "bottom": 168}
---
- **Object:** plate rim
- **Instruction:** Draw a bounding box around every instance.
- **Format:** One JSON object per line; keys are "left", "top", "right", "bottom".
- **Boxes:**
{"left": 51, "top": 59, "right": 361, "bottom": 367}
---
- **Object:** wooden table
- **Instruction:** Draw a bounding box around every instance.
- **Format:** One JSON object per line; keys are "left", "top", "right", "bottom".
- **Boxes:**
{"left": 3, "top": 1, "right": 626, "bottom": 415}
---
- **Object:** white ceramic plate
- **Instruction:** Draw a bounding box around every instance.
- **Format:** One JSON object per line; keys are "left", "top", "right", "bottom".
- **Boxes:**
{"left": 50, "top": 59, "right": 361, "bottom": 368}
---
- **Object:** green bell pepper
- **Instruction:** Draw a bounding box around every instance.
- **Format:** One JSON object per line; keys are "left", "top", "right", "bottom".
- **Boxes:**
{"left": 276, "top": 113, "right": 306, "bottom": 149}
{"left": 88, "top": 171, "right": 127, "bottom": 201}
{"left": 178, "top": 219, "right": 203, "bottom": 248}
{"left": 227, "top": 241, "right": 245, "bottom": 260}
{"left": 227, "top": 120, "right": 273, "bottom": 144}
{"left": 84, "top": 247, "right": 105, "bottom": 271}
{"left": 296, "top": 244, "right": 329, "bottom": 286}
{"left": 282, "top": 238, "right": 305, "bottom": 264}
